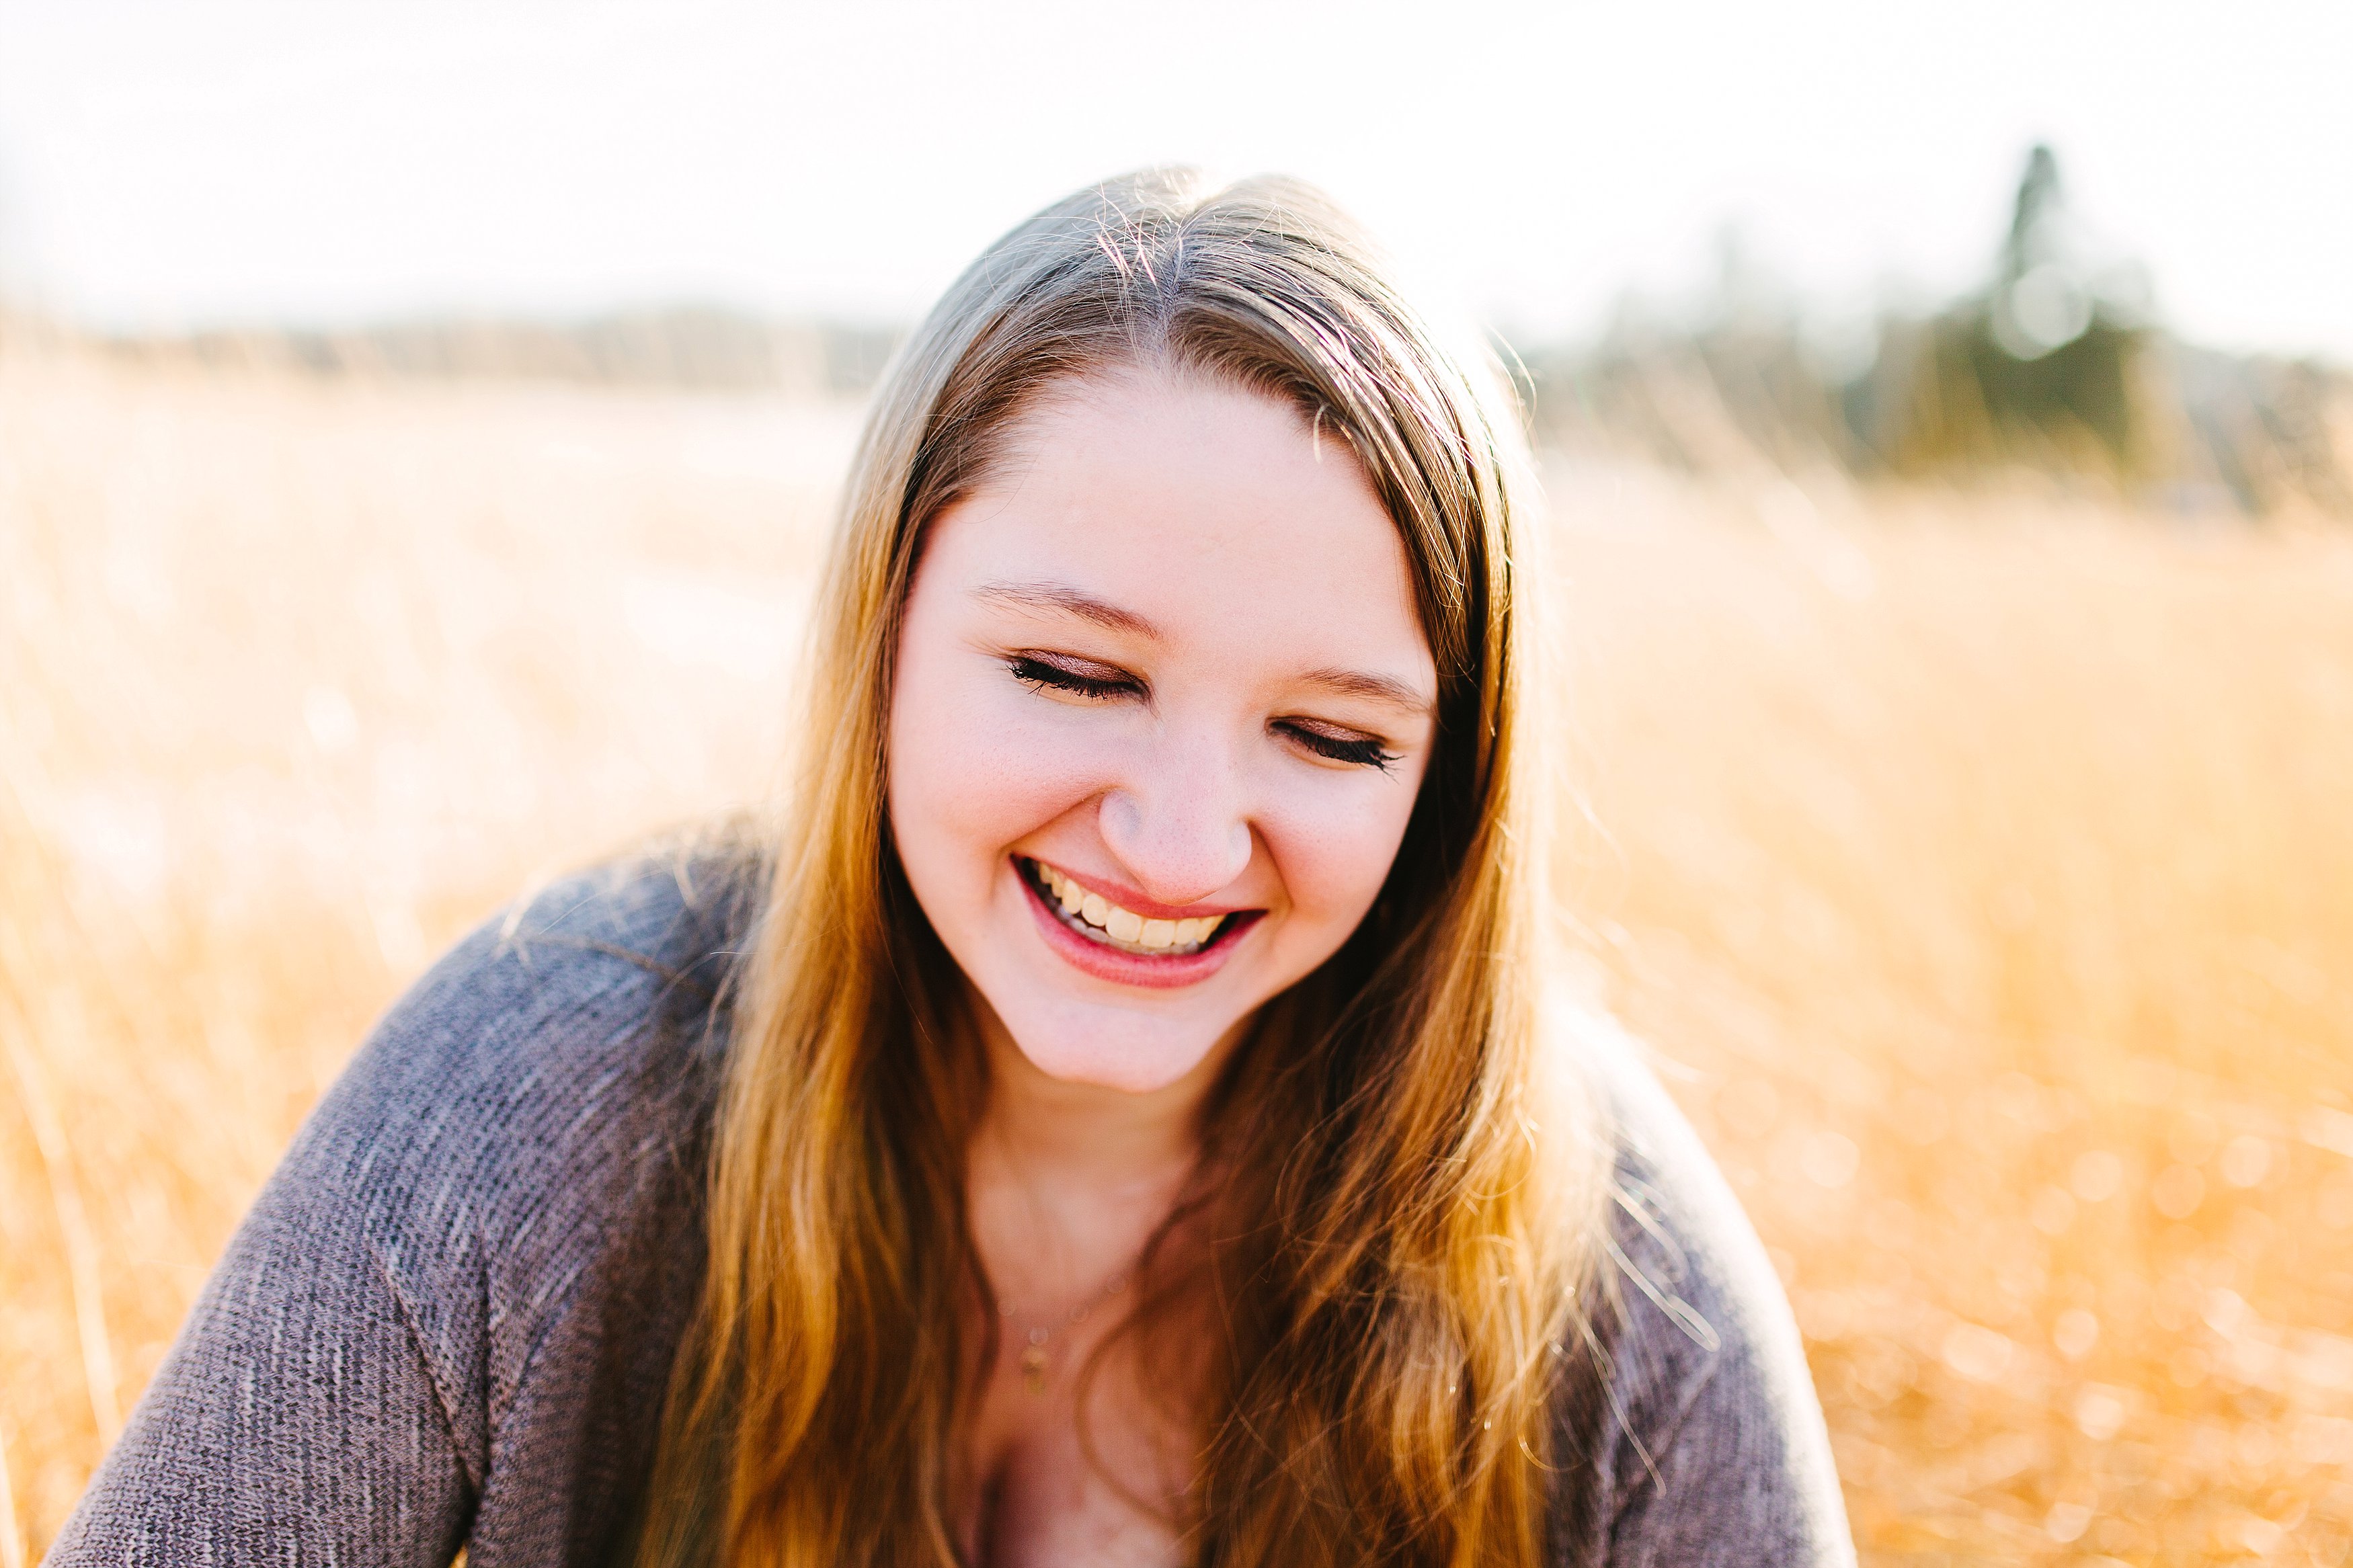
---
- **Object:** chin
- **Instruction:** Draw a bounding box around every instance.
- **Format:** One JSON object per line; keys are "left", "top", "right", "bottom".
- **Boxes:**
{"left": 993, "top": 992, "right": 1234, "bottom": 1095}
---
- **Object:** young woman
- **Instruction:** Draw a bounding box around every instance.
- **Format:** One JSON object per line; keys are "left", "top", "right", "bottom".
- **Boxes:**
{"left": 50, "top": 172, "right": 1851, "bottom": 1567}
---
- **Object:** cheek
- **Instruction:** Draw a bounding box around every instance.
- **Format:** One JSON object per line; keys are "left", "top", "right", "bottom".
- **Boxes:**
{"left": 1254, "top": 765, "right": 1426, "bottom": 931}
{"left": 887, "top": 653, "right": 1118, "bottom": 893}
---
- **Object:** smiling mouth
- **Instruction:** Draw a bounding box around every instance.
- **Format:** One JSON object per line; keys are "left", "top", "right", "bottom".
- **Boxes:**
{"left": 1016, "top": 856, "right": 1249, "bottom": 957}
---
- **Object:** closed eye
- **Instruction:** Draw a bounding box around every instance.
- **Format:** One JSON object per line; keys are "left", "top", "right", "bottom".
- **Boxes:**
{"left": 1275, "top": 718, "right": 1401, "bottom": 771}
{"left": 1007, "top": 653, "right": 1144, "bottom": 701}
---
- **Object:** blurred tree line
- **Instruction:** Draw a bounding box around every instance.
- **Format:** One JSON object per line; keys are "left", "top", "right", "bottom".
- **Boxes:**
{"left": 13, "top": 142, "right": 2345, "bottom": 516}
{"left": 89, "top": 307, "right": 902, "bottom": 403}
{"left": 1522, "top": 146, "right": 2353, "bottom": 518}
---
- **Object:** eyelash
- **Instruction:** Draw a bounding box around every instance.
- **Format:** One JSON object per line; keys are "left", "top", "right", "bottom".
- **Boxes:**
{"left": 1277, "top": 724, "right": 1401, "bottom": 772}
{"left": 1006, "top": 655, "right": 1400, "bottom": 772}
{"left": 1008, "top": 655, "right": 1138, "bottom": 700}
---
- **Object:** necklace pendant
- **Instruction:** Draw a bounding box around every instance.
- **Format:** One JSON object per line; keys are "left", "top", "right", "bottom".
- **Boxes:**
{"left": 1020, "top": 1342, "right": 1049, "bottom": 1395}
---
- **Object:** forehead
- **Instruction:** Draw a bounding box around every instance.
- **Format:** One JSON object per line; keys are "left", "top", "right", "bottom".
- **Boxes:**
{"left": 922, "top": 370, "right": 1433, "bottom": 676}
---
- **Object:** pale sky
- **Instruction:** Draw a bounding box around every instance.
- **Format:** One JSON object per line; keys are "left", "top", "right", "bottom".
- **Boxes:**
{"left": 1, "top": 0, "right": 2347, "bottom": 361}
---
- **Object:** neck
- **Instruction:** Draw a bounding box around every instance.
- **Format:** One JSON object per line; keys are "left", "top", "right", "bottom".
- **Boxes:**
{"left": 963, "top": 1001, "right": 1240, "bottom": 1288}
{"left": 973, "top": 1014, "right": 1217, "bottom": 1192}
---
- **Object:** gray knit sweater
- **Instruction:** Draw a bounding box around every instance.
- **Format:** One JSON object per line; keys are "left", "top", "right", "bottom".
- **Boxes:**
{"left": 46, "top": 853, "right": 1853, "bottom": 1566}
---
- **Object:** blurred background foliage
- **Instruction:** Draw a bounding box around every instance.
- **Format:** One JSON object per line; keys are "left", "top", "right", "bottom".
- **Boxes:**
{"left": 31, "top": 145, "right": 2350, "bottom": 518}
{"left": 1528, "top": 147, "right": 2349, "bottom": 517}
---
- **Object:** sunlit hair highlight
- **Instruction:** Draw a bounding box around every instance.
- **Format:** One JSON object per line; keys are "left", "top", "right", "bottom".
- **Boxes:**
{"left": 635, "top": 169, "right": 1608, "bottom": 1568}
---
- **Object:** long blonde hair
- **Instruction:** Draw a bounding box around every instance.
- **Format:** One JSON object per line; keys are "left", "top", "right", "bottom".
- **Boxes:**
{"left": 636, "top": 169, "right": 1607, "bottom": 1568}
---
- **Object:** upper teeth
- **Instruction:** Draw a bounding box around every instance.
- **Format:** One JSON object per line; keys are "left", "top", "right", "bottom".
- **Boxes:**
{"left": 1036, "top": 862, "right": 1220, "bottom": 952}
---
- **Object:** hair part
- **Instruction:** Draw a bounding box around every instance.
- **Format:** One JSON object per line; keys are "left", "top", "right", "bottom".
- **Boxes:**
{"left": 634, "top": 168, "right": 1609, "bottom": 1568}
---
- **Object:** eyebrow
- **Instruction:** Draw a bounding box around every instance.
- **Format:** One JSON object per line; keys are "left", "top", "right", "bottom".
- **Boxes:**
{"left": 1300, "top": 667, "right": 1437, "bottom": 716}
{"left": 971, "top": 579, "right": 1162, "bottom": 639}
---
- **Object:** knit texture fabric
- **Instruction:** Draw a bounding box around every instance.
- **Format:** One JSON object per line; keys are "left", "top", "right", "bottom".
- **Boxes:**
{"left": 46, "top": 851, "right": 1853, "bottom": 1567}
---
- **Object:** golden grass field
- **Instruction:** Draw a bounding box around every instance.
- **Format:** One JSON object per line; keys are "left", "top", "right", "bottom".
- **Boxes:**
{"left": 3, "top": 342, "right": 2350, "bottom": 1565}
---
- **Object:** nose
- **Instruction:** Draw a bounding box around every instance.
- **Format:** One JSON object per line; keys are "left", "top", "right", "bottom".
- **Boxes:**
{"left": 1096, "top": 732, "right": 1254, "bottom": 907}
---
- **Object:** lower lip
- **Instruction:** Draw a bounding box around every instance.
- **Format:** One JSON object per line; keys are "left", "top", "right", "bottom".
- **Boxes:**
{"left": 1016, "top": 863, "right": 1260, "bottom": 991}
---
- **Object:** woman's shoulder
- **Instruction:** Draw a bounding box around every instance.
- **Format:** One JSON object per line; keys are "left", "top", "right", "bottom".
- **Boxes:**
{"left": 1549, "top": 1002, "right": 1857, "bottom": 1567}
{"left": 52, "top": 841, "right": 770, "bottom": 1555}
{"left": 276, "top": 831, "right": 766, "bottom": 1295}
{"left": 337, "top": 832, "right": 758, "bottom": 1114}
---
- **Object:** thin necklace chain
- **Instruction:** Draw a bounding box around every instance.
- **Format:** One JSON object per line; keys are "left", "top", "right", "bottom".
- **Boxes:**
{"left": 996, "top": 1266, "right": 1136, "bottom": 1395}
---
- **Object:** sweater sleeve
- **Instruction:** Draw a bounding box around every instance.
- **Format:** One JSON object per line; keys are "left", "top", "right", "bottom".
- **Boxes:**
{"left": 44, "top": 855, "right": 738, "bottom": 1567}
{"left": 40, "top": 987, "right": 483, "bottom": 1565}
{"left": 1556, "top": 1009, "right": 1858, "bottom": 1568}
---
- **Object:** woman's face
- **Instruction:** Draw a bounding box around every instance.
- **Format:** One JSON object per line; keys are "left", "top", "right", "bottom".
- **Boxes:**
{"left": 887, "top": 368, "right": 1439, "bottom": 1095}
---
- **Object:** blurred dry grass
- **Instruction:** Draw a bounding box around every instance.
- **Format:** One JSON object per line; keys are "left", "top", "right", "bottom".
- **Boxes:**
{"left": 3, "top": 345, "right": 2350, "bottom": 1564}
